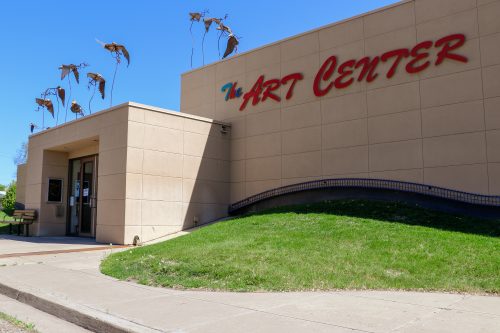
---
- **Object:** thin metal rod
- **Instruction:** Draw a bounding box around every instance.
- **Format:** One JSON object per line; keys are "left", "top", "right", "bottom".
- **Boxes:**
{"left": 190, "top": 21, "right": 195, "bottom": 68}
{"left": 55, "top": 96, "right": 60, "bottom": 126}
{"left": 65, "top": 77, "right": 72, "bottom": 123}
{"left": 110, "top": 61, "right": 118, "bottom": 107}
{"left": 89, "top": 84, "right": 96, "bottom": 114}
{"left": 42, "top": 106, "right": 45, "bottom": 130}
{"left": 202, "top": 31, "right": 207, "bottom": 65}
{"left": 217, "top": 31, "right": 223, "bottom": 59}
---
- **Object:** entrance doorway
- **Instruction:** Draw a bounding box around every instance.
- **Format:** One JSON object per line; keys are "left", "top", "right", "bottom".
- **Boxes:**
{"left": 67, "top": 155, "right": 98, "bottom": 237}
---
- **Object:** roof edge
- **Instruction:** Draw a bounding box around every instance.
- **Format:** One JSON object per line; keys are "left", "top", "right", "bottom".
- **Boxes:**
{"left": 129, "top": 102, "right": 231, "bottom": 126}
{"left": 181, "top": 0, "right": 411, "bottom": 76}
{"left": 29, "top": 101, "right": 231, "bottom": 138}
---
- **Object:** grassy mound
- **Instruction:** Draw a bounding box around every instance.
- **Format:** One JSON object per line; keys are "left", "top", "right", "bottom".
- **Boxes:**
{"left": 101, "top": 200, "right": 500, "bottom": 293}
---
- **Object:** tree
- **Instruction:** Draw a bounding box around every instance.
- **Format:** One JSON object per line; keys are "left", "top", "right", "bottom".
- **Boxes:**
{"left": 14, "top": 142, "right": 28, "bottom": 165}
{"left": 1, "top": 181, "right": 16, "bottom": 215}
{"left": 0, "top": 184, "right": 5, "bottom": 191}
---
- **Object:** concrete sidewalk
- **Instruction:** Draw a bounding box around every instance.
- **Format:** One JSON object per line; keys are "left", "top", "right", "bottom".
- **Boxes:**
{"left": 0, "top": 235, "right": 116, "bottom": 256}
{"left": 0, "top": 294, "right": 91, "bottom": 333}
{"left": 0, "top": 244, "right": 498, "bottom": 332}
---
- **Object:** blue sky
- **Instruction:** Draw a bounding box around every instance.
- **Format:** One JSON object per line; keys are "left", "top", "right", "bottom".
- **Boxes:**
{"left": 0, "top": 0, "right": 398, "bottom": 185}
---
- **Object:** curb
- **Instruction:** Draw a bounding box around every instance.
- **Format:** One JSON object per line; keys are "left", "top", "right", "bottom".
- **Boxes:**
{"left": 0, "top": 281, "right": 160, "bottom": 333}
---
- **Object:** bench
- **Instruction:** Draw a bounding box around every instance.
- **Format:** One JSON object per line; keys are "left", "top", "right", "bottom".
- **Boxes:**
{"left": 1, "top": 210, "right": 37, "bottom": 237}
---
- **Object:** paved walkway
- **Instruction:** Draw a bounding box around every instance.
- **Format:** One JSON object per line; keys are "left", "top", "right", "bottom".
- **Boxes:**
{"left": 0, "top": 294, "right": 91, "bottom": 333}
{"left": 0, "top": 235, "right": 125, "bottom": 257}
{"left": 0, "top": 236, "right": 498, "bottom": 333}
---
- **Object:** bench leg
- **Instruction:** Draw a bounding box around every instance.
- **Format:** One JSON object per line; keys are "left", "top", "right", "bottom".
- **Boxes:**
{"left": 18, "top": 224, "right": 21, "bottom": 236}
{"left": 9, "top": 224, "right": 12, "bottom": 235}
{"left": 26, "top": 225, "right": 30, "bottom": 237}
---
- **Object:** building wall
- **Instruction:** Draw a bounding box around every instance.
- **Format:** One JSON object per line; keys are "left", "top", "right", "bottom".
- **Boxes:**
{"left": 180, "top": 0, "right": 500, "bottom": 203}
{"left": 15, "top": 164, "right": 27, "bottom": 207}
{"left": 24, "top": 104, "right": 129, "bottom": 242}
{"left": 122, "top": 104, "right": 230, "bottom": 244}
{"left": 21, "top": 103, "right": 230, "bottom": 244}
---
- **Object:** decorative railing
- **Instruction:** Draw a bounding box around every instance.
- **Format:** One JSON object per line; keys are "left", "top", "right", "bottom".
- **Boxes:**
{"left": 228, "top": 178, "right": 500, "bottom": 213}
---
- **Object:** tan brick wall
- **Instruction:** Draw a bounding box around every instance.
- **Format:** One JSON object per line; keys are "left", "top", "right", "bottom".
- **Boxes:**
{"left": 122, "top": 105, "right": 230, "bottom": 244}
{"left": 15, "top": 164, "right": 27, "bottom": 206}
{"left": 181, "top": 0, "right": 500, "bottom": 201}
{"left": 25, "top": 105, "right": 129, "bottom": 242}
{"left": 22, "top": 103, "right": 230, "bottom": 244}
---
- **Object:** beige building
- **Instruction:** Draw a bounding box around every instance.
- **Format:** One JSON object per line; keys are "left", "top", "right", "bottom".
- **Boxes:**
{"left": 17, "top": 0, "right": 500, "bottom": 244}
{"left": 17, "top": 104, "right": 230, "bottom": 244}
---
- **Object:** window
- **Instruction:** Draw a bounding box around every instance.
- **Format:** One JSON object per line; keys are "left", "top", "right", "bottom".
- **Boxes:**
{"left": 47, "top": 178, "right": 63, "bottom": 203}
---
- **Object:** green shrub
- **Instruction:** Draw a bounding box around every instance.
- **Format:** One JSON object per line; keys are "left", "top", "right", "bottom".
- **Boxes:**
{"left": 2, "top": 182, "right": 16, "bottom": 216}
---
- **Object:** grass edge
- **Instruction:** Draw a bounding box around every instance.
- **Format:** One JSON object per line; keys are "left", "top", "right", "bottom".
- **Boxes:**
{"left": 0, "top": 311, "right": 38, "bottom": 332}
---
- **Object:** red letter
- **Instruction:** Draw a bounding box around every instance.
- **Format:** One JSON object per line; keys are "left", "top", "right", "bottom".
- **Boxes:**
{"left": 335, "top": 59, "right": 356, "bottom": 89}
{"left": 229, "top": 82, "right": 241, "bottom": 99}
{"left": 356, "top": 56, "right": 379, "bottom": 83}
{"left": 313, "top": 56, "right": 337, "bottom": 97}
{"left": 262, "top": 79, "right": 281, "bottom": 102}
{"left": 435, "top": 34, "right": 468, "bottom": 66}
{"left": 381, "top": 48, "right": 409, "bottom": 78}
{"left": 281, "top": 73, "right": 303, "bottom": 100}
{"left": 239, "top": 75, "right": 264, "bottom": 111}
{"left": 406, "top": 41, "right": 433, "bottom": 74}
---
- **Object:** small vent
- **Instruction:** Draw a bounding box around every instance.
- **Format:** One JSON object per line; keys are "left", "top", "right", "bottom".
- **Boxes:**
{"left": 55, "top": 205, "right": 65, "bottom": 217}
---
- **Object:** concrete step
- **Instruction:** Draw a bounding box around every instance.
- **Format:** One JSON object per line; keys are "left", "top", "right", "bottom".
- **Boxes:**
{"left": 0, "top": 294, "right": 91, "bottom": 333}
{"left": 0, "top": 281, "right": 158, "bottom": 333}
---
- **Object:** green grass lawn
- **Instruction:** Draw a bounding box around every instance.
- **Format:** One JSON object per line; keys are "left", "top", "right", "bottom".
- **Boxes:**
{"left": 101, "top": 200, "right": 500, "bottom": 293}
{"left": 0, "top": 312, "right": 37, "bottom": 332}
{"left": 0, "top": 210, "right": 14, "bottom": 234}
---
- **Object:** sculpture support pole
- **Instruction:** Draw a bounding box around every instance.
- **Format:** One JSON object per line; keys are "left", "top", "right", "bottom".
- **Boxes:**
{"left": 218, "top": 31, "right": 223, "bottom": 59}
{"left": 202, "top": 31, "right": 207, "bottom": 65}
{"left": 56, "top": 98, "right": 60, "bottom": 126}
{"left": 65, "top": 77, "right": 72, "bottom": 123}
{"left": 190, "top": 21, "right": 195, "bottom": 68}
{"left": 110, "top": 61, "right": 118, "bottom": 107}
{"left": 89, "top": 84, "right": 96, "bottom": 114}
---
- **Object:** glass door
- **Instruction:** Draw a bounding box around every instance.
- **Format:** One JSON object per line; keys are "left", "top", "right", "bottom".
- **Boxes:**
{"left": 68, "top": 155, "right": 98, "bottom": 237}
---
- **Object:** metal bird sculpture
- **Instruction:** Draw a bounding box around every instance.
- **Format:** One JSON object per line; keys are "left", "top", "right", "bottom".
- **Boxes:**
{"left": 30, "top": 123, "right": 38, "bottom": 134}
{"left": 189, "top": 12, "right": 203, "bottom": 22}
{"left": 215, "top": 22, "right": 239, "bottom": 59}
{"left": 60, "top": 64, "right": 78, "bottom": 83}
{"left": 217, "top": 22, "right": 233, "bottom": 35}
{"left": 40, "top": 86, "right": 65, "bottom": 125}
{"left": 98, "top": 41, "right": 130, "bottom": 67}
{"left": 87, "top": 72, "right": 106, "bottom": 114}
{"left": 35, "top": 98, "right": 54, "bottom": 117}
{"left": 35, "top": 97, "right": 54, "bottom": 130}
{"left": 203, "top": 17, "right": 224, "bottom": 32}
{"left": 202, "top": 15, "right": 227, "bottom": 65}
{"left": 56, "top": 86, "right": 66, "bottom": 107}
{"left": 216, "top": 22, "right": 232, "bottom": 58}
{"left": 223, "top": 35, "right": 239, "bottom": 59}
{"left": 87, "top": 73, "right": 105, "bottom": 99}
{"left": 188, "top": 11, "right": 207, "bottom": 68}
{"left": 70, "top": 100, "right": 84, "bottom": 118}
{"left": 59, "top": 63, "right": 88, "bottom": 122}
{"left": 96, "top": 39, "right": 130, "bottom": 107}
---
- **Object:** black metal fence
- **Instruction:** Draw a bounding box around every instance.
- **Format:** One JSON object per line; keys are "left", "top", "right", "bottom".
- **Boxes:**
{"left": 229, "top": 178, "right": 500, "bottom": 213}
